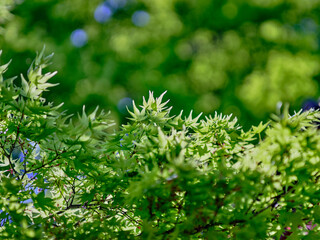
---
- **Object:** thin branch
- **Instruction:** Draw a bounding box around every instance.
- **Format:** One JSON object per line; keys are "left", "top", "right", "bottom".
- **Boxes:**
{"left": 8, "top": 112, "right": 25, "bottom": 178}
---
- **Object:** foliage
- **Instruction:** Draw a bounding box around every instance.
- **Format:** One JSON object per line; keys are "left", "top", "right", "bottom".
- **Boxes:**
{"left": 1, "top": 52, "right": 320, "bottom": 239}
{"left": 1, "top": 0, "right": 320, "bottom": 128}
{"left": 0, "top": 0, "right": 14, "bottom": 26}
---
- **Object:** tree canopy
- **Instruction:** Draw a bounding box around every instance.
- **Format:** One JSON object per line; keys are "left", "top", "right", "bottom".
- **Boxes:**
{"left": 1, "top": 51, "right": 320, "bottom": 239}
{"left": 1, "top": 0, "right": 320, "bottom": 128}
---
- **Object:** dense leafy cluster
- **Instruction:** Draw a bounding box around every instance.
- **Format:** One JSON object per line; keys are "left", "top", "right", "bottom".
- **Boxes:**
{"left": 1, "top": 52, "right": 320, "bottom": 239}
{"left": 1, "top": 0, "right": 320, "bottom": 128}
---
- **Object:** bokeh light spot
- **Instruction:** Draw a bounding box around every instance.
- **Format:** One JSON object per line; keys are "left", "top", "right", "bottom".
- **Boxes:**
{"left": 94, "top": 4, "right": 112, "bottom": 23}
{"left": 300, "top": 18, "right": 317, "bottom": 33}
{"left": 107, "top": 0, "right": 127, "bottom": 9}
{"left": 222, "top": 3, "right": 238, "bottom": 19}
{"left": 117, "top": 97, "right": 133, "bottom": 114}
{"left": 260, "top": 21, "right": 282, "bottom": 42}
{"left": 132, "top": 10, "right": 150, "bottom": 27}
{"left": 70, "top": 29, "right": 88, "bottom": 48}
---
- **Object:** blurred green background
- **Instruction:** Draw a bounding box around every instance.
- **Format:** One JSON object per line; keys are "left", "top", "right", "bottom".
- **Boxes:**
{"left": 1, "top": 0, "right": 320, "bottom": 129}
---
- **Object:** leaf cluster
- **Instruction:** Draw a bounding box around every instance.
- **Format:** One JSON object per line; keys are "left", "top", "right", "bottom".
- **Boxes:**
{"left": 1, "top": 52, "right": 320, "bottom": 239}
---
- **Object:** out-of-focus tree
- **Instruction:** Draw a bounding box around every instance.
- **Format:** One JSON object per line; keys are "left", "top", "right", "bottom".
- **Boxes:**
{"left": 1, "top": 0, "right": 320, "bottom": 128}
{"left": 0, "top": 0, "right": 15, "bottom": 28}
